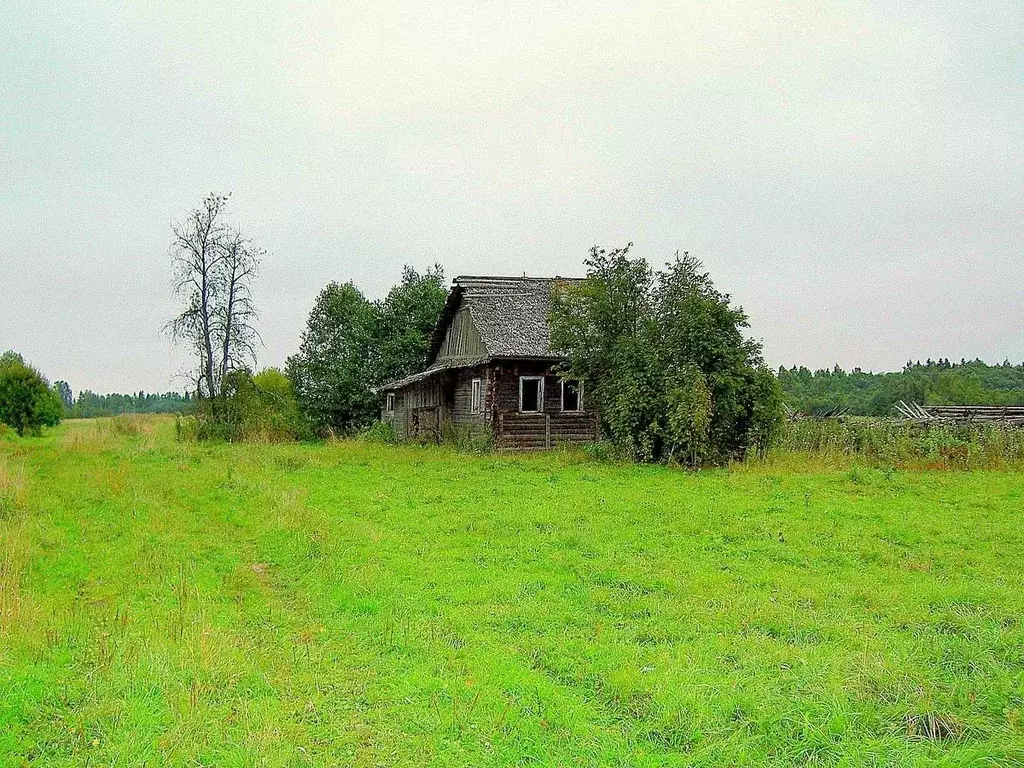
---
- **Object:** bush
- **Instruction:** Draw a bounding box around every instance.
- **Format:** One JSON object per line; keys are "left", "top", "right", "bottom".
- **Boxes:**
{"left": 550, "top": 247, "right": 783, "bottom": 466}
{"left": 0, "top": 352, "right": 62, "bottom": 436}
{"left": 182, "top": 368, "right": 312, "bottom": 442}
{"left": 357, "top": 420, "right": 397, "bottom": 445}
{"left": 771, "top": 418, "right": 1024, "bottom": 469}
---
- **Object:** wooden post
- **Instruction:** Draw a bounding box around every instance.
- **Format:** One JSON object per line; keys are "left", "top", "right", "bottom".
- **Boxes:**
{"left": 498, "top": 412, "right": 504, "bottom": 450}
{"left": 545, "top": 414, "right": 551, "bottom": 449}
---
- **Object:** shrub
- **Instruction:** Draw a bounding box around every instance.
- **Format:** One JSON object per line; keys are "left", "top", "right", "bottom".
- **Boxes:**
{"left": 183, "top": 368, "right": 312, "bottom": 442}
{"left": 771, "top": 418, "right": 1024, "bottom": 469}
{"left": 550, "top": 247, "right": 783, "bottom": 466}
{"left": 357, "top": 420, "right": 397, "bottom": 445}
{"left": 0, "top": 352, "right": 62, "bottom": 436}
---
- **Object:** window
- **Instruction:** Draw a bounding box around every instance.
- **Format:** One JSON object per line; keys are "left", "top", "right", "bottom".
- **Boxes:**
{"left": 471, "top": 378, "right": 483, "bottom": 414}
{"left": 561, "top": 379, "right": 582, "bottom": 412}
{"left": 385, "top": 393, "right": 395, "bottom": 412}
{"left": 519, "top": 376, "right": 544, "bottom": 412}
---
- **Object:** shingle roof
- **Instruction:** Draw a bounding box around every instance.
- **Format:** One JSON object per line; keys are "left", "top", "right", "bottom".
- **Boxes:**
{"left": 373, "top": 355, "right": 490, "bottom": 393}
{"left": 431, "top": 275, "right": 583, "bottom": 362}
{"left": 380, "top": 275, "right": 583, "bottom": 392}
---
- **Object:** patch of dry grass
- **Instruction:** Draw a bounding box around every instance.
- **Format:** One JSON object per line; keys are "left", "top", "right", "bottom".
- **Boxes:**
{"left": 0, "top": 455, "right": 29, "bottom": 635}
{"left": 59, "top": 415, "right": 161, "bottom": 450}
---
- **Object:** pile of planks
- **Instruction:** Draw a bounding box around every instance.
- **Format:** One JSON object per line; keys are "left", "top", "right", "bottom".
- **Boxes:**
{"left": 895, "top": 401, "right": 1024, "bottom": 425}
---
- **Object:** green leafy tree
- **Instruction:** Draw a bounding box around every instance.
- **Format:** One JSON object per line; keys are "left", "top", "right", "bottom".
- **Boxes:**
{"left": 373, "top": 265, "right": 447, "bottom": 384}
{"left": 288, "top": 267, "right": 448, "bottom": 436}
{"left": 54, "top": 381, "right": 73, "bottom": 411}
{"left": 550, "top": 246, "right": 783, "bottom": 465}
{"left": 778, "top": 359, "right": 1024, "bottom": 415}
{"left": 287, "top": 282, "right": 378, "bottom": 434}
{"left": 0, "top": 353, "right": 63, "bottom": 436}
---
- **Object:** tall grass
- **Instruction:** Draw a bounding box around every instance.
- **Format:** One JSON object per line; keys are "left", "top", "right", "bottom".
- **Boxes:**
{"left": 769, "top": 417, "right": 1024, "bottom": 469}
{"left": 59, "top": 414, "right": 161, "bottom": 450}
{"left": 0, "top": 454, "right": 29, "bottom": 633}
{"left": 4, "top": 417, "right": 1024, "bottom": 764}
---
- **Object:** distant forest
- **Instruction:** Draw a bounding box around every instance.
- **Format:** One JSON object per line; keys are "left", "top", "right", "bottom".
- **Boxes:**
{"left": 61, "top": 360, "right": 1024, "bottom": 420}
{"left": 68, "top": 390, "right": 193, "bottom": 419}
{"left": 779, "top": 359, "right": 1024, "bottom": 416}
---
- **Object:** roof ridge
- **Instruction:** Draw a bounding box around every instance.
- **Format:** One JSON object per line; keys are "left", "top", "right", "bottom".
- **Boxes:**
{"left": 453, "top": 274, "right": 583, "bottom": 283}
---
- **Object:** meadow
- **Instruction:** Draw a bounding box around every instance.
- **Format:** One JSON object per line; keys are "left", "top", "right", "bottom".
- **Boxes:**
{"left": 2, "top": 416, "right": 1023, "bottom": 766}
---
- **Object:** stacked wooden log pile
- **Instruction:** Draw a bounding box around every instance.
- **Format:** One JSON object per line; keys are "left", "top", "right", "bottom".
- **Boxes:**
{"left": 895, "top": 401, "right": 1024, "bottom": 425}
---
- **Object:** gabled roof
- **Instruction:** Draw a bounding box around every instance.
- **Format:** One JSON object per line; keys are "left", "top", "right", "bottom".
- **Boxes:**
{"left": 379, "top": 274, "right": 583, "bottom": 393}
{"left": 427, "top": 275, "right": 583, "bottom": 364}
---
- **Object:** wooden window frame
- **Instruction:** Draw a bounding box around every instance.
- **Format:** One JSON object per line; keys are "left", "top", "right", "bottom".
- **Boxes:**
{"left": 519, "top": 375, "right": 544, "bottom": 413}
{"left": 561, "top": 379, "right": 583, "bottom": 412}
{"left": 385, "top": 392, "right": 395, "bottom": 412}
{"left": 471, "top": 378, "right": 483, "bottom": 414}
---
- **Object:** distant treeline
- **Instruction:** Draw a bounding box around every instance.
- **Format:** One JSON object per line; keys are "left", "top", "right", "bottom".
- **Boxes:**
{"left": 779, "top": 359, "right": 1024, "bottom": 416}
{"left": 69, "top": 390, "right": 193, "bottom": 419}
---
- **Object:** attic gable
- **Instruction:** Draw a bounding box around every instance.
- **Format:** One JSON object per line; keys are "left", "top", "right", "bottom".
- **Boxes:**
{"left": 427, "top": 275, "right": 581, "bottom": 366}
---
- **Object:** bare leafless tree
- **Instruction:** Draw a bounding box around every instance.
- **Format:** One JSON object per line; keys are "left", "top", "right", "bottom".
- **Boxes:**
{"left": 167, "top": 194, "right": 261, "bottom": 402}
{"left": 216, "top": 229, "right": 263, "bottom": 385}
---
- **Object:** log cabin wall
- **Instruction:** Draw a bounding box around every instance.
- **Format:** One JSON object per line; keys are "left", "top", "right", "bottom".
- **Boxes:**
{"left": 389, "top": 377, "right": 442, "bottom": 440}
{"left": 489, "top": 360, "right": 598, "bottom": 450}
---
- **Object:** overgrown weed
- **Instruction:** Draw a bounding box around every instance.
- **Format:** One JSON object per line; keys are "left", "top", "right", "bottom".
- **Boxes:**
{"left": 0, "top": 455, "right": 27, "bottom": 521}
{"left": 0, "top": 520, "right": 29, "bottom": 634}
{"left": 761, "top": 418, "right": 1024, "bottom": 470}
{"left": 60, "top": 415, "right": 160, "bottom": 450}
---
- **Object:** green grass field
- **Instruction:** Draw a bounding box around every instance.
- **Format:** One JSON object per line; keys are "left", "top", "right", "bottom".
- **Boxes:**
{"left": 2, "top": 416, "right": 1023, "bottom": 766}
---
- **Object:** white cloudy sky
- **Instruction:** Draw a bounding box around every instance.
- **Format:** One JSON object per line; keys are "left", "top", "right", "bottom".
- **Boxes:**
{"left": 2, "top": 0, "right": 1021, "bottom": 394}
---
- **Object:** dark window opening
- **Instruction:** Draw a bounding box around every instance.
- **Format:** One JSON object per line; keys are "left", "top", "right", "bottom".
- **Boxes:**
{"left": 520, "top": 376, "right": 543, "bottom": 412}
{"left": 562, "top": 380, "right": 581, "bottom": 411}
{"left": 442, "top": 374, "right": 456, "bottom": 409}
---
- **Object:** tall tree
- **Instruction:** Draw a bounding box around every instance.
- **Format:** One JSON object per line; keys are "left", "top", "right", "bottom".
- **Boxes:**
{"left": 167, "top": 194, "right": 261, "bottom": 401}
{"left": 550, "top": 246, "right": 783, "bottom": 465}
{"left": 372, "top": 265, "right": 447, "bottom": 384}
{"left": 54, "top": 380, "right": 73, "bottom": 410}
{"left": 216, "top": 229, "right": 263, "bottom": 386}
{"left": 288, "top": 266, "right": 448, "bottom": 435}
{"left": 287, "top": 282, "right": 378, "bottom": 434}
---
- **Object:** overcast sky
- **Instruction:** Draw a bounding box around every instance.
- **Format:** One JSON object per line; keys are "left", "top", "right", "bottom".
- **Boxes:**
{"left": 2, "top": 1, "right": 1021, "bottom": 394}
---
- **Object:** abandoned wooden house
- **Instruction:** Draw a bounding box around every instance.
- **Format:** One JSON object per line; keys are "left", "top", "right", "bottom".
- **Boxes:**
{"left": 378, "top": 276, "right": 598, "bottom": 449}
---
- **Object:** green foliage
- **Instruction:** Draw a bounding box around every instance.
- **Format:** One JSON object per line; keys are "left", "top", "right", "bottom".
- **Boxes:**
{"left": 0, "top": 352, "right": 62, "bottom": 436}
{"left": 374, "top": 265, "right": 447, "bottom": 385}
{"left": 551, "top": 247, "right": 783, "bottom": 466}
{"left": 289, "top": 266, "right": 448, "bottom": 435}
{"left": 5, "top": 422, "right": 1024, "bottom": 764}
{"left": 287, "top": 281, "right": 379, "bottom": 435}
{"left": 183, "top": 368, "right": 311, "bottom": 442}
{"left": 53, "top": 381, "right": 73, "bottom": 411}
{"left": 664, "top": 366, "right": 713, "bottom": 467}
{"left": 779, "top": 358, "right": 1024, "bottom": 416}
{"left": 770, "top": 417, "right": 1024, "bottom": 469}
{"left": 357, "top": 419, "right": 398, "bottom": 444}
{"left": 68, "top": 390, "right": 192, "bottom": 418}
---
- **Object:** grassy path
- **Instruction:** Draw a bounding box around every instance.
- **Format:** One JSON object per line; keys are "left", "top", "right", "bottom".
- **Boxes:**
{"left": 1, "top": 417, "right": 1023, "bottom": 765}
